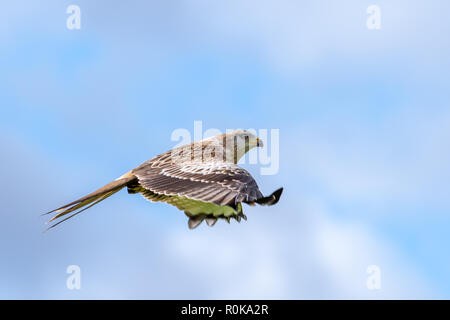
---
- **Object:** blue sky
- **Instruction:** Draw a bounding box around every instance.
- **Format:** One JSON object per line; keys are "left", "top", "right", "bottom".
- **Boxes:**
{"left": 1, "top": 0, "right": 450, "bottom": 299}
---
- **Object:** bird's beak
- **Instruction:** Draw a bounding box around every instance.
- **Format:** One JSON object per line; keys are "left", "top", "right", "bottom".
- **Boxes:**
{"left": 256, "top": 137, "right": 263, "bottom": 148}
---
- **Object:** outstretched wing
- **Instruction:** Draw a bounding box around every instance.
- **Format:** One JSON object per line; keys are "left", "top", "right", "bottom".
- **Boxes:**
{"left": 127, "top": 184, "right": 248, "bottom": 229}
{"left": 131, "top": 161, "right": 264, "bottom": 208}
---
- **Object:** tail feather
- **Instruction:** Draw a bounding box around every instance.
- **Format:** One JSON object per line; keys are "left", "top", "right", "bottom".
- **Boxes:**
{"left": 43, "top": 173, "right": 136, "bottom": 231}
{"left": 46, "top": 193, "right": 105, "bottom": 222}
{"left": 43, "top": 175, "right": 135, "bottom": 216}
{"left": 44, "top": 189, "right": 119, "bottom": 232}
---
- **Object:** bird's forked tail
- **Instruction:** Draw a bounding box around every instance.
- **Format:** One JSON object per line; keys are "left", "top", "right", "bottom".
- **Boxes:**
{"left": 42, "top": 172, "right": 136, "bottom": 232}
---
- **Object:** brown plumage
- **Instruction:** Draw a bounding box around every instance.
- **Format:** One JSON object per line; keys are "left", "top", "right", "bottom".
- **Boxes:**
{"left": 44, "top": 130, "right": 283, "bottom": 231}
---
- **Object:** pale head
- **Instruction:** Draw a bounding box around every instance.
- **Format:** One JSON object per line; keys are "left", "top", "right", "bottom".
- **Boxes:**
{"left": 171, "top": 129, "right": 263, "bottom": 164}
{"left": 219, "top": 129, "right": 263, "bottom": 163}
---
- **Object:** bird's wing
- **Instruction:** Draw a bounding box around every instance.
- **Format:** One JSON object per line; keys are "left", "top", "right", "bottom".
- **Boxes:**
{"left": 131, "top": 161, "right": 264, "bottom": 208}
{"left": 127, "top": 184, "right": 247, "bottom": 228}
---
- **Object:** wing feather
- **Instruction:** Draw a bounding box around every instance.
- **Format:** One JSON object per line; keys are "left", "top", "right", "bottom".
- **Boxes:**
{"left": 132, "top": 161, "right": 263, "bottom": 207}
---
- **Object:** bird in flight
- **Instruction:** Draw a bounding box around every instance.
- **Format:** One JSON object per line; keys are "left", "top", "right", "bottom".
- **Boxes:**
{"left": 44, "top": 130, "right": 283, "bottom": 231}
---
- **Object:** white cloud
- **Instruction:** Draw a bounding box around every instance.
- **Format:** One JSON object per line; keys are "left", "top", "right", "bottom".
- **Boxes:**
{"left": 163, "top": 198, "right": 435, "bottom": 299}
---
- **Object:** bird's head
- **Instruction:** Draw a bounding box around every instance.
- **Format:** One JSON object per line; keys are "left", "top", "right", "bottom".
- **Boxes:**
{"left": 174, "top": 129, "right": 263, "bottom": 164}
{"left": 228, "top": 129, "right": 263, "bottom": 148}
{"left": 223, "top": 129, "right": 263, "bottom": 163}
